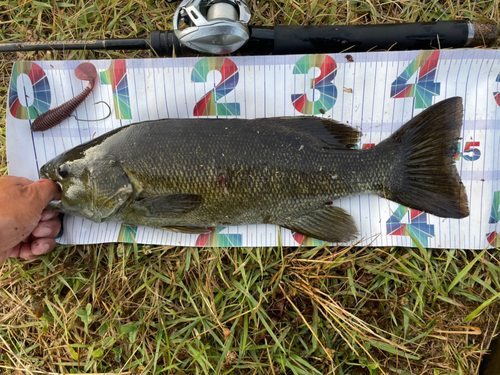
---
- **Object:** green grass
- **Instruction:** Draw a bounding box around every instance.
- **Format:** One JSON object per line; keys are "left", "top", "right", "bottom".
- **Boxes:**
{"left": 0, "top": 1, "right": 499, "bottom": 374}
{"left": 1, "top": 244, "right": 500, "bottom": 374}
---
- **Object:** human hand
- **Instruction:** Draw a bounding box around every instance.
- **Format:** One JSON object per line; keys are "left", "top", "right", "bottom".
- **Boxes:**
{"left": 0, "top": 176, "right": 61, "bottom": 264}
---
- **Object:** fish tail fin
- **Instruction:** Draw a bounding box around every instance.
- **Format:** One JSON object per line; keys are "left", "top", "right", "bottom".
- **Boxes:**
{"left": 379, "top": 97, "right": 469, "bottom": 218}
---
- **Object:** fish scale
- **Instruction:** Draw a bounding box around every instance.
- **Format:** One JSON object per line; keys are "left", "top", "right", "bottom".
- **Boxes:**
{"left": 40, "top": 97, "right": 469, "bottom": 242}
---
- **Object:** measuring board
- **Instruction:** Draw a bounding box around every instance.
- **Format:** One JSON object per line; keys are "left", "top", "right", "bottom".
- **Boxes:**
{"left": 6, "top": 50, "right": 500, "bottom": 249}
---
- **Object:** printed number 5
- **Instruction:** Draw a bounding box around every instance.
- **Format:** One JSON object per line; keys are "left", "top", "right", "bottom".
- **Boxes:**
{"left": 192, "top": 57, "right": 240, "bottom": 117}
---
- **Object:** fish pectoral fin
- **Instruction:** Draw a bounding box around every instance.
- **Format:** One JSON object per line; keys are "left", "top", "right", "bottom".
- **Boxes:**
{"left": 129, "top": 193, "right": 203, "bottom": 217}
{"left": 281, "top": 205, "right": 359, "bottom": 243}
{"left": 162, "top": 226, "right": 212, "bottom": 234}
{"left": 285, "top": 117, "right": 361, "bottom": 149}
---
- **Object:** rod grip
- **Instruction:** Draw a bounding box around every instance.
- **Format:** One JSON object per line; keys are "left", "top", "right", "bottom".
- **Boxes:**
{"left": 273, "top": 21, "right": 473, "bottom": 54}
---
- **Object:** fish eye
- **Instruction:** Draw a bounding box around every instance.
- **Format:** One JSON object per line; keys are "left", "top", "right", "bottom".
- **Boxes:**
{"left": 58, "top": 167, "right": 69, "bottom": 179}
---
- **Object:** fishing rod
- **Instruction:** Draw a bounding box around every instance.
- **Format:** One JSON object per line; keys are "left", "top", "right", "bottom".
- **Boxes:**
{"left": 0, "top": 0, "right": 498, "bottom": 56}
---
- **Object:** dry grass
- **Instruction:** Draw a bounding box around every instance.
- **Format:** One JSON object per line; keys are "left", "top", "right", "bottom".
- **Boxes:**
{"left": 1, "top": 1, "right": 500, "bottom": 374}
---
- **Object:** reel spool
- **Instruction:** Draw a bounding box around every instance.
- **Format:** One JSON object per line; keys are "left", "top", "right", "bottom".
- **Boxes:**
{"left": 173, "top": 0, "right": 251, "bottom": 54}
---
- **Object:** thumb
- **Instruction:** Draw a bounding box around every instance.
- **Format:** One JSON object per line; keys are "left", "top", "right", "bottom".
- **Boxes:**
{"left": 27, "top": 179, "right": 62, "bottom": 209}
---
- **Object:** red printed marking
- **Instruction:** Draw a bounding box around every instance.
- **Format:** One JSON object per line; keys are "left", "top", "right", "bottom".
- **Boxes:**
{"left": 410, "top": 209, "right": 423, "bottom": 221}
{"left": 390, "top": 224, "right": 407, "bottom": 236}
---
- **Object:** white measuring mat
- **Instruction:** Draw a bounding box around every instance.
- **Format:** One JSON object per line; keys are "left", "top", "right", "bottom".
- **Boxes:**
{"left": 6, "top": 50, "right": 500, "bottom": 249}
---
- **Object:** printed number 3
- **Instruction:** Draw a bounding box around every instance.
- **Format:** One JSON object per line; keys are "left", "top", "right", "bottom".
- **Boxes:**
{"left": 192, "top": 57, "right": 240, "bottom": 117}
{"left": 291, "top": 54, "right": 337, "bottom": 115}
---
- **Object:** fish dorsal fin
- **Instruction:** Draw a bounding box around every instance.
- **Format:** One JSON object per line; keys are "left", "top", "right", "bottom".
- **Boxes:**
{"left": 280, "top": 204, "right": 359, "bottom": 243}
{"left": 284, "top": 117, "right": 361, "bottom": 149}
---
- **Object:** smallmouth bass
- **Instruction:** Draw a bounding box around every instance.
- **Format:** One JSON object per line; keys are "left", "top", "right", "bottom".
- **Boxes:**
{"left": 40, "top": 97, "right": 469, "bottom": 242}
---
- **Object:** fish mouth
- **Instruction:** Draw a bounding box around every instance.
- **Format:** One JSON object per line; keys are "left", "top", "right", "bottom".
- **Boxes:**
{"left": 40, "top": 165, "right": 64, "bottom": 209}
{"left": 39, "top": 163, "right": 50, "bottom": 179}
{"left": 46, "top": 181, "right": 64, "bottom": 211}
{"left": 39, "top": 169, "right": 63, "bottom": 191}
{"left": 46, "top": 199, "right": 62, "bottom": 211}
{"left": 40, "top": 163, "right": 62, "bottom": 187}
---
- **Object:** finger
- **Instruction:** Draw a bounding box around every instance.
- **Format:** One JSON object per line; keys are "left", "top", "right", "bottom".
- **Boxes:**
{"left": 1, "top": 175, "right": 33, "bottom": 185}
{"left": 26, "top": 179, "right": 62, "bottom": 210}
{"left": 40, "top": 209, "right": 60, "bottom": 221}
{"left": 31, "top": 238, "right": 56, "bottom": 256}
{"left": 21, "top": 234, "right": 32, "bottom": 243}
{"left": 18, "top": 242, "right": 38, "bottom": 260}
{"left": 32, "top": 218, "right": 61, "bottom": 238}
{"left": 0, "top": 244, "right": 21, "bottom": 264}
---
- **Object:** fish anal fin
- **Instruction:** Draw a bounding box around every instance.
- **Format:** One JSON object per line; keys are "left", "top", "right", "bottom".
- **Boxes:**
{"left": 162, "top": 226, "right": 212, "bottom": 234}
{"left": 129, "top": 193, "right": 202, "bottom": 217}
{"left": 281, "top": 205, "right": 359, "bottom": 243}
{"left": 285, "top": 116, "right": 361, "bottom": 149}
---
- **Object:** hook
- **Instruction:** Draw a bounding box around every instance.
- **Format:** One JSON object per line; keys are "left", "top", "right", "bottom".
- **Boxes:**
{"left": 71, "top": 101, "right": 112, "bottom": 122}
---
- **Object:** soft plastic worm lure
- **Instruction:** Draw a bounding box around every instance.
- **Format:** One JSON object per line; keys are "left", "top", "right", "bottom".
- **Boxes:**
{"left": 31, "top": 62, "right": 109, "bottom": 132}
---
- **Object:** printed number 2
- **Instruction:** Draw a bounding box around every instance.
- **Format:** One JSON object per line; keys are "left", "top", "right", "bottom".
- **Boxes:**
{"left": 391, "top": 50, "right": 441, "bottom": 109}
{"left": 192, "top": 57, "right": 240, "bottom": 116}
{"left": 291, "top": 54, "right": 337, "bottom": 115}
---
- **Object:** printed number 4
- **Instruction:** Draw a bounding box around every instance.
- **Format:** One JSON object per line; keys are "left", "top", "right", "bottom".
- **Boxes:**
{"left": 386, "top": 206, "right": 435, "bottom": 248}
{"left": 391, "top": 50, "right": 441, "bottom": 109}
